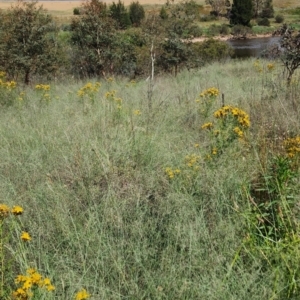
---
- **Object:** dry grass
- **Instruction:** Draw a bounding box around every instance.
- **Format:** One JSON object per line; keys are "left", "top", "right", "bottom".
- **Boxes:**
{"left": 273, "top": 0, "right": 300, "bottom": 8}
{"left": 0, "top": 0, "right": 298, "bottom": 12}
{"left": 0, "top": 0, "right": 297, "bottom": 20}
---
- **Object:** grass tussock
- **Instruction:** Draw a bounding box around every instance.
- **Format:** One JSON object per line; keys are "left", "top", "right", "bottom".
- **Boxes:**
{"left": 1, "top": 58, "right": 300, "bottom": 299}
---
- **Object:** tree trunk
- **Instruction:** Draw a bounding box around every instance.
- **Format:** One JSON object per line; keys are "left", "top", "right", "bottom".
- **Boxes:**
{"left": 24, "top": 70, "right": 30, "bottom": 85}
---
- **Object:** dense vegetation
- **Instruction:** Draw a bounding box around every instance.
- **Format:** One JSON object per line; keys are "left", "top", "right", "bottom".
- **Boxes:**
{"left": 1, "top": 57, "right": 300, "bottom": 300}
{"left": 1, "top": 0, "right": 300, "bottom": 299}
{"left": 0, "top": 0, "right": 233, "bottom": 82}
{"left": 0, "top": 0, "right": 296, "bottom": 83}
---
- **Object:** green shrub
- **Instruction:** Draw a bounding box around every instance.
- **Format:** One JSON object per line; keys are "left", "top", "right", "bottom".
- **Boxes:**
{"left": 231, "top": 24, "right": 252, "bottom": 38}
{"left": 207, "top": 24, "right": 230, "bottom": 36}
{"left": 207, "top": 24, "right": 221, "bottom": 36}
{"left": 257, "top": 17, "right": 270, "bottom": 27}
{"left": 73, "top": 7, "right": 80, "bottom": 15}
{"left": 188, "top": 24, "right": 203, "bottom": 37}
{"left": 220, "top": 23, "right": 230, "bottom": 35}
{"left": 275, "top": 14, "right": 284, "bottom": 23}
{"left": 190, "top": 39, "right": 233, "bottom": 64}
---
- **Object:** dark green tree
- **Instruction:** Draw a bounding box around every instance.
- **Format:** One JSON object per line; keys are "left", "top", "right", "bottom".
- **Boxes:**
{"left": 158, "top": 37, "right": 191, "bottom": 76}
{"left": 129, "top": 1, "right": 145, "bottom": 27}
{"left": 159, "top": 6, "right": 168, "bottom": 19}
{"left": 70, "top": 0, "right": 117, "bottom": 77}
{"left": 230, "top": 0, "right": 253, "bottom": 26}
{"left": 0, "top": 0, "right": 61, "bottom": 84}
{"left": 109, "top": 0, "right": 131, "bottom": 29}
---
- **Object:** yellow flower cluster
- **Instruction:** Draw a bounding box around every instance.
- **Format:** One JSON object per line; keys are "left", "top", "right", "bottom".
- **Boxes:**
{"left": 185, "top": 154, "right": 201, "bottom": 168}
{"left": 233, "top": 126, "right": 244, "bottom": 138}
{"left": 253, "top": 60, "right": 262, "bottom": 73}
{"left": 35, "top": 84, "right": 50, "bottom": 91}
{"left": 13, "top": 268, "right": 55, "bottom": 299}
{"left": 133, "top": 109, "right": 141, "bottom": 115}
{"left": 211, "top": 147, "right": 218, "bottom": 155}
{"left": 126, "top": 80, "right": 136, "bottom": 87}
{"left": 200, "top": 87, "right": 219, "bottom": 98}
{"left": 0, "top": 79, "right": 17, "bottom": 90}
{"left": 77, "top": 82, "right": 101, "bottom": 97}
{"left": 213, "top": 105, "right": 250, "bottom": 128}
{"left": 0, "top": 204, "right": 23, "bottom": 218}
{"left": 201, "top": 122, "right": 213, "bottom": 130}
{"left": 21, "top": 231, "right": 31, "bottom": 242}
{"left": 284, "top": 136, "right": 300, "bottom": 158}
{"left": 105, "top": 90, "right": 123, "bottom": 109}
{"left": 106, "top": 77, "right": 114, "bottom": 83}
{"left": 165, "top": 167, "right": 181, "bottom": 179}
{"left": 0, "top": 71, "right": 16, "bottom": 90}
{"left": 18, "top": 92, "right": 25, "bottom": 102}
{"left": 75, "top": 288, "right": 90, "bottom": 300}
{"left": 267, "top": 63, "right": 275, "bottom": 71}
{"left": 105, "top": 90, "right": 116, "bottom": 99}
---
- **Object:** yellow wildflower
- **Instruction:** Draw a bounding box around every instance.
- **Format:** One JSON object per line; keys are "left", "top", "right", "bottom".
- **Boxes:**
{"left": 15, "top": 275, "right": 27, "bottom": 284}
{"left": 22, "top": 278, "right": 33, "bottom": 290}
{"left": 12, "top": 288, "right": 27, "bottom": 298}
{"left": 27, "top": 268, "right": 36, "bottom": 275}
{"left": 30, "top": 272, "right": 42, "bottom": 284}
{"left": 75, "top": 288, "right": 90, "bottom": 300}
{"left": 106, "top": 77, "right": 114, "bottom": 82}
{"left": 11, "top": 205, "right": 23, "bottom": 215}
{"left": 201, "top": 122, "right": 213, "bottom": 130}
{"left": 267, "top": 63, "right": 275, "bottom": 71}
{"left": 43, "top": 278, "right": 51, "bottom": 286}
{"left": 21, "top": 232, "right": 31, "bottom": 242}
{"left": 233, "top": 127, "right": 244, "bottom": 138}
{"left": 133, "top": 110, "right": 141, "bottom": 115}
{"left": 46, "top": 284, "right": 55, "bottom": 291}
{"left": 200, "top": 87, "right": 219, "bottom": 98}
{"left": 35, "top": 84, "right": 50, "bottom": 91}
{"left": 0, "top": 204, "right": 10, "bottom": 218}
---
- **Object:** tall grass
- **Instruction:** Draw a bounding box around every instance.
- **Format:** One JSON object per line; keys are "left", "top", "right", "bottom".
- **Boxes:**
{"left": 1, "top": 58, "right": 300, "bottom": 299}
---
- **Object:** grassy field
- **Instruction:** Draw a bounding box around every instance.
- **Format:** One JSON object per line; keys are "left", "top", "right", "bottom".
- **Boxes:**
{"left": 1, "top": 58, "right": 300, "bottom": 299}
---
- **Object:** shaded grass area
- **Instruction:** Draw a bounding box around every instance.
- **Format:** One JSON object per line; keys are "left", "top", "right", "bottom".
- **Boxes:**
{"left": 1, "top": 59, "right": 300, "bottom": 299}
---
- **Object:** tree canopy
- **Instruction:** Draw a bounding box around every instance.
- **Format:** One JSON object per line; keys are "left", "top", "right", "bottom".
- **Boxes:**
{"left": 230, "top": 0, "right": 253, "bottom": 26}
{"left": 0, "top": 0, "right": 61, "bottom": 84}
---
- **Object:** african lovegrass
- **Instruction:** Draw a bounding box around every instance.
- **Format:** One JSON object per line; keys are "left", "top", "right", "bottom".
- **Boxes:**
{"left": 0, "top": 58, "right": 300, "bottom": 299}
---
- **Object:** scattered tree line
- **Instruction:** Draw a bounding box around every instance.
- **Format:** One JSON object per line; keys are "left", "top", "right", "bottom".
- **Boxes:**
{"left": 0, "top": 0, "right": 233, "bottom": 83}
{"left": 0, "top": 0, "right": 297, "bottom": 85}
{"left": 205, "top": 0, "right": 274, "bottom": 26}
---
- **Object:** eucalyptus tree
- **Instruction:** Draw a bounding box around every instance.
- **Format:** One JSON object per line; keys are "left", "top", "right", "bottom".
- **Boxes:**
{"left": 0, "top": 0, "right": 61, "bottom": 84}
{"left": 70, "top": 0, "right": 117, "bottom": 77}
